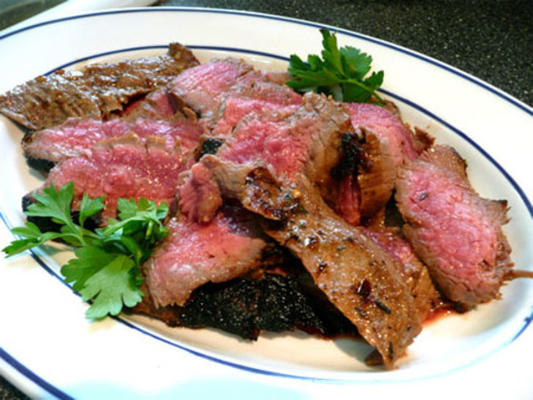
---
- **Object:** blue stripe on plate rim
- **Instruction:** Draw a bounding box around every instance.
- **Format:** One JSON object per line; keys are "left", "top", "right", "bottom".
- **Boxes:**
{"left": 0, "top": 7, "right": 531, "bottom": 115}
{"left": 0, "top": 11, "right": 531, "bottom": 397}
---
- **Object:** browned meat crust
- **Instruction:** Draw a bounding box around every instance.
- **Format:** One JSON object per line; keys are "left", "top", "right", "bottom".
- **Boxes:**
{"left": 0, "top": 43, "right": 199, "bottom": 130}
{"left": 199, "top": 158, "right": 422, "bottom": 369}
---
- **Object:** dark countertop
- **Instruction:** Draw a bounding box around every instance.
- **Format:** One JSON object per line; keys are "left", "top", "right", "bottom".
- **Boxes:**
{"left": 1, "top": 0, "right": 531, "bottom": 398}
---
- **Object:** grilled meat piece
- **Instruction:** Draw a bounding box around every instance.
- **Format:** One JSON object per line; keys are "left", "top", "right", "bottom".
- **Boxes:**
{"left": 22, "top": 109, "right": 202, "bottom": 172}
{"left": 0, "top": 43, "right": 198, "bottom": 130}
{"left": 26, "top": 134, "right": 188, "bottom": 223}
{"left": 199, "top": 158, "right": 422, "bottom": 369}
{"left": 208, "top": 79, "right": 302, "bottom": 136}
{"left": 144, "top": 205, "right": 268, "bottom": 308}
{"left": 395, "top": 145, "right": 513, "bottom": 307}
{"left": 364, "top": 224, "right": 441, "bottom": 321}
{"left": 133, "top": 264, "right": 359, "bottom": 340}
{"left": 171, "top": 58, "right": 256, "bottom": 117}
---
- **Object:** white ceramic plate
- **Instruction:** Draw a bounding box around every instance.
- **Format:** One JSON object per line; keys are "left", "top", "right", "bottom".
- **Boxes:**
{"left": 0, "top": 8, "right": 532, "bottom": 400}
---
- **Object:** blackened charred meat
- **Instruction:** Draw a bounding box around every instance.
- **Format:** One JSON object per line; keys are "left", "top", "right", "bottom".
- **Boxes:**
{"left": 133, "top": 266, "right": 359, "bottom": 340}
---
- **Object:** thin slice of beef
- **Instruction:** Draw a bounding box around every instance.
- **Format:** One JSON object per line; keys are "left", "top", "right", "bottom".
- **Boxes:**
{"left": 0, "top": 43, "right": 198, "bottom": 131}
{"left": 208, "top": 79, "right": 302, "bottom": 136}
{"left": 122, "top": 88, "right": 183, "bottom": 121}
{"left": 395, "top": 145, "right": 513, "bottom": 307}
{"left": 144, "top": 205, "right": 268, "bottom": 308}
{"left": 171, "top": 58, "right": 255, "bottom": 118}
{"left": 345, "top": 102, "right": 419, "bottom": 165}
{"left": 27, "top": 133, "right": 188, "bottom": 223}
{"left": 333, "top": 102, "right": 431, "bottom": 224}
{"left": 199, "top": 158, "right": 422, "bottom": 369}
{"left": 218, "top": 92, "right": 351, "bottom": 185}
{"left": 363, "top": 224, "right": 441, "bottom": 321}
{"left": 23, "top": 109, "right": 202, "bottom": 172}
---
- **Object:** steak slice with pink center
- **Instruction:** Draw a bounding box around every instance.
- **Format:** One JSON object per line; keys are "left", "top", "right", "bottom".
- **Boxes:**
{"left": 345, "top": 102, "right": 419, "bottom": 166}
{"left": 144, "top": 205, "right": 267, "bottom": 307}
{"left": 23, "top": 110, "right": 202, "bottom": 172}
{"left": 31, "top": 134, "right": 188, "bottom": 222}
{"left": 332, "top": 102, "right": 431, "bottom": 224}
{"left": 219, "top": 92, "right": 350, "bottom": 184}
{"left": 395, "top": 145, "right": 513, "bottom": 307}
{"left": 208, "top": 80, "right": 302, "bottom": 136}
{"left": 171, "top": 58, "right": 255, "bottom": 117}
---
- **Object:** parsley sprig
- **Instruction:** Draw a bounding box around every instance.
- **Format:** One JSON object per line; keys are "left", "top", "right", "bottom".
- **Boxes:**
{"left": 287, "top": 29, "right": 385, "bottom": 104}
{"left": 3, "top": 182, "right": 169, "bottom": 320}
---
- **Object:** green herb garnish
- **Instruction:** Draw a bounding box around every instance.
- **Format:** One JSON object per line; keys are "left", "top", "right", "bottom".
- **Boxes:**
{"left": 287, "top": 29, "right": 385, "bottom": 104}
{"left": 3, "top": 182, "right": 169, "bottom": 320}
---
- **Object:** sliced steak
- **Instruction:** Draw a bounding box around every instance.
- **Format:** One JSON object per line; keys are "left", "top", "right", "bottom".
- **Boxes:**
{"left": 345, "top": 102, "right": 418, "bottom": 165}
{"left": 199, "top": 159, "right": 422, "bottom": 369}
{"left": 179, "top": 93, "right": 351, "bottom": 223}
{"left": 395, "top": 145, "right": 513, "bottom": 307}
{"left": 218, "top": 92, "right": 351, "bottom": 185}
{"left": 23, "top": 110, "right": 202, "bottom": 171}
{"left": 208, "top": 79, "right": 302, "bottom": 136}
{"left": 29, "top": 134, "right": 187, "bottom": 222}
{"left": 364, "top": 224, "right": 441, "bottom": 321}
{"left": 0, "top": 43, "right": 199, "bottom": 131}
{"left": 144, "top": 205, "right": 267, "bottom": 308}
{"left": 171, "top": 58, "right": 256, "bottom": 117}
{"left": 122, "top": 88, "right": 183, "bottom": 121}
{"left": 333, "top": 102, "right": 427, "bottom": 223}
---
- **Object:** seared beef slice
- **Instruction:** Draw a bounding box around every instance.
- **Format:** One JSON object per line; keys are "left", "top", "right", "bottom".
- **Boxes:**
{"left": 364, "top": 225, "right": 440, "bottom": 321}
{"left": 27, "top": 134, "right": 188, "bottom": 222}
{"left": 23, "top": 110, "right": 202, "bottom": 171}
{"left": 144, "top": 206, "right": 267, "bottom": 307}
{"left": 200, "top": 160, "right": 422, "bottom": 369}
{"left": 336, "top": 102, "right": 422, "bottom": 223}
{"left": 0, "top": 43, "right": 198, "bottom": 130}
{"left": 395, "top": 145, "right": 513, "bottom": 307}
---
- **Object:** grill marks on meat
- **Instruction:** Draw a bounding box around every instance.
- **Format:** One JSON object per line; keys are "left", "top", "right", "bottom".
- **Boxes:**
{"left": 178, "top": 93, "right": 351, "bottom": 224}
{"left": 199, "top": 160, "right": 422, "bottom": 368}
{"left": 0, "top": 43, "right": 199, "bottom": 131}
{"left": 144, "top": 205, "right": 267, "bottom": 308}
{"left": 364, "top": 225, "right": 441, "bottom": 321}
{"left": 23, "top": 109, "right": 202, "bottom": 172}
{"left": 30, "top": 134, "right": 187, "bottom": 222}
{"left": 395, "top": 145, "right": 513, "bottom": 307}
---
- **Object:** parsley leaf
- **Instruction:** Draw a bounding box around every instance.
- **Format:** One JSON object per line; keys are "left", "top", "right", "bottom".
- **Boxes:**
{"left": 80, "top": 255, "right": 143, "bottom": 320}
{"left": 3, "top": 183, "right": 169, "bottom": 320}
{"left": 287, "top": 29, "right": 385, "bottom": 105}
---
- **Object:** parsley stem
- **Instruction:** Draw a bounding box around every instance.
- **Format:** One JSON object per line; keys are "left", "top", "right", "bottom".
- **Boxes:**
{"left": 341, "top": 78, "right": 385, "bottom": 104}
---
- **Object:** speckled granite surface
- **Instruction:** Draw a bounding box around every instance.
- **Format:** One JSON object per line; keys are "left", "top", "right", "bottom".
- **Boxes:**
{"left": 1, "top": 0, "right": 531, "bottom": 398}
